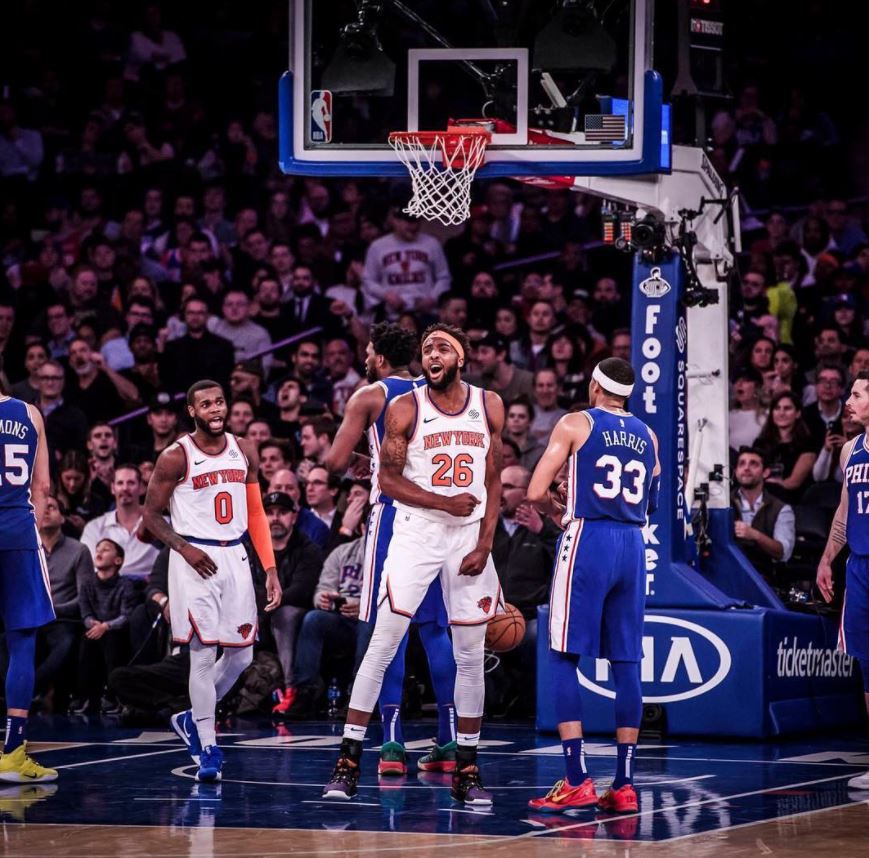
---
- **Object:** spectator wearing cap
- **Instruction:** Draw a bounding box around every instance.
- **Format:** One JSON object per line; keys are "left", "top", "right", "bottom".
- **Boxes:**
{"left": 140, "top": 393, "right": 180, "bottom": 462}
{"left": 729, "top": 368, "right": 767, "bottom": 453}
{"left": 323, "top": 338, "right": 360, "bottom": 417}
{"left": 255, "top": 492, "right": 324, "bottom": 715}
{"left": 268, "top": 469, "right": 330, "bottom": 549}
{"left": 229, "top": 360, "right": 280, "bottom": 426}
{"left": 802, "top": 362, "right": 846, "bottom": 450}
{"left": 828, "top": 293, "right": 862, "bottom": 350}
{"left": 362, "top": 209, "right": 451, "bottom": 321}
{"left": 161, "top": 297, "right": 235, "bottom": 393}
{"left": 208, "top": 288, "right": 272, "bottom": 367}
{"left": 81, "top": 464, "right": 161, "bottom": 580}
{"left": 530, "top": 368, "right": 567, "bottom": 444}
{"left": 731, "top": 447, "right": 795, "bottom": 584}
{"left": 466, "top": 332, "right": 534, "bottom": 404}
{"left": 120, "top": 323, "right": 164, "bottom": 402}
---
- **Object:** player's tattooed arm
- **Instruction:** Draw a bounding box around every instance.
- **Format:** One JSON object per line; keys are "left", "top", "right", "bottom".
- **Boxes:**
{"left": 817, "top": 438, "right": 854, "bottom": 602}
{"left": 378, "top": 393, "right": 472, "bottom": 514}
{"left": 143, "top": 446, "right": 218, "bottom": 577}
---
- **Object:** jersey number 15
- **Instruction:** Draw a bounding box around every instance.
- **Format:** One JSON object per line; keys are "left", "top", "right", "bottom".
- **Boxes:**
{"left": 0, "top": 445, "right": 29, "bottom": 486}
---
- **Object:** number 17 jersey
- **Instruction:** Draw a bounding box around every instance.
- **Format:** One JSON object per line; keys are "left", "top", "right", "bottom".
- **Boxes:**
{"left": 565, "top": 407, "right": 656, "bottom": 526}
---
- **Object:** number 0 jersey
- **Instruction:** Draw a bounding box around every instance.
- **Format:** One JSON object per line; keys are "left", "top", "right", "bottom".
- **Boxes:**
{"left": 844, "top": 434, "right": 869, "bottom": 556}
{"left": 0, "top": 396, "right": 39, "bottom": 550}
{"left": 565, "top": 407, "right": 656, "bottom": 526}
{"left": 367, "top": 375, "right": 426, "bottom": 505}
{"left": 170, "top": 433, "right": 249, "bottom": 541}
{"left": 395, "top": 383, "right": 491, "bottom": 526}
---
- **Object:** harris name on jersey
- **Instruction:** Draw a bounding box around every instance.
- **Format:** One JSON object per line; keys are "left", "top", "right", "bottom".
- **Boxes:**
{"left": 599, "top": 426, "right": 649, "bottom": 456}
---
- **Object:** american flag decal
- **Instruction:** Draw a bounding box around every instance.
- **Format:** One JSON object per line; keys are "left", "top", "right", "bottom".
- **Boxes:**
{"left": 584, "top": 114, "right": 626, "bottom": 142}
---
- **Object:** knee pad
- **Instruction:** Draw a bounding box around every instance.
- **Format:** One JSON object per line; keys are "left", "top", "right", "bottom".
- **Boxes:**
{"left": 450, "top": 624, "right": 487, "bottom": 719}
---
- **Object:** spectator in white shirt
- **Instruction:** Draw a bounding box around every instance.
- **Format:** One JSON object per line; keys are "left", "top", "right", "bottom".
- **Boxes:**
{"left": 81, "top": 465, "right": 161, "bottom": 579}
{"left": 729, "top": 368, "right": 767, "bottom": 454}
{"left": 362, "top": 210, "right": 451, "bottom": 320}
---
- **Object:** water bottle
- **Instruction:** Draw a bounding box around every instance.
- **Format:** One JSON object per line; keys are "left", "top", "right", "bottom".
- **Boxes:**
{"left": 326, "top": 677, "right": 341, "bottom": 720}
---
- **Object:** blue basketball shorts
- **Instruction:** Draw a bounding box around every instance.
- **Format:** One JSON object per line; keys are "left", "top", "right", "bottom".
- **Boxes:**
{"left": 360, "top": 502, "right": 448, "bottom": 627}
{"left": 0, "top": 546, "right": 56, "bottom": 631}
{"left": 549, "top": 518, "right": 645, "bottom": 661}
{"left": 841, "top": 554, "right": 869, "bottom": 664}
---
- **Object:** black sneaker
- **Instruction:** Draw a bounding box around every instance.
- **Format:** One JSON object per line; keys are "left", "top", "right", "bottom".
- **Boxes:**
{"left": 451, "top": 765, "right": 493, "bottom": 806}
{"left": 322, "top": 756, "right": 360, "bottom": 800}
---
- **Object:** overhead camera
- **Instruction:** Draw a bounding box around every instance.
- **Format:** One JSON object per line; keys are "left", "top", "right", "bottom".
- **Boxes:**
{"left": 632, "top": 213, "right": 667, "bottom": 252}
{"left": 683, "top": 282, "right": 720, "bottom": 308}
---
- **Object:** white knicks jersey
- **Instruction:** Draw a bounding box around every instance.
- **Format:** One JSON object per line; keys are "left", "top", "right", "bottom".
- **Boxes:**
{"left": 395, "top": 383, "right": 490, "bottom": 525}
{"left": 170, "top": 433, "right": 249, "bottom": 541}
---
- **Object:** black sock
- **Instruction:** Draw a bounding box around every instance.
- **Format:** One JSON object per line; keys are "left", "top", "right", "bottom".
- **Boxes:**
{"left": 456, "top": 745, "right": 477, "bottom": 771}
{"left": 340, "top": 738, "right": 363, "bottom": 762}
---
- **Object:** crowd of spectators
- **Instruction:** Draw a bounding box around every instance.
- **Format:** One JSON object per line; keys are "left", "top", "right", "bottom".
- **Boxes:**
{"left": 1, "top": 1, "right": 868, "bottom": 719}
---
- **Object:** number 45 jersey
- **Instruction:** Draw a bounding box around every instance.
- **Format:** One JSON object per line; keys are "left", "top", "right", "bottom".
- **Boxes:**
{"left": 565, "top": 407, "right": 656, "bottom": 526}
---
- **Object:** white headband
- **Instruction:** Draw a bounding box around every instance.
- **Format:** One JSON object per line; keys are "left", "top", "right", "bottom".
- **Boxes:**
{"left": 592, "top": 363, "right": 634, "bottom": 397}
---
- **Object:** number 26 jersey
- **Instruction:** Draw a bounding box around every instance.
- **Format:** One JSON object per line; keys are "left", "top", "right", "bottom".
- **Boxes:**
{"left": 565, "top": 407, "right": 656, "bottom": 526}
{"left": 395, "top": 383, "right": 491, "bottom": 526}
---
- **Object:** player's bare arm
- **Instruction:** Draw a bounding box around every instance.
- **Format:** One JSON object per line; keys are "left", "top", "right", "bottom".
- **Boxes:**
{"left": 25, "top": 404, "right": 50, "bottom": 524}
{"left": 527, "top": 412, "right": 592, "bottom": 513}
{"left": 460, "top": 391, "right": 504, "bottom": 576}
{"left": 378, "top": 393, "right": 478, "bottom": 517}
{"left": 143, "top": 445, "right": 218, "bottom": 579}
{"left": 323, "top": 384, "right": 382, "bottom": 473}
{"left": 238, "top": 436, "right": 282, "bottom": 611}
{"left": 817, "top": 437, "right": 856, "bottom": 602}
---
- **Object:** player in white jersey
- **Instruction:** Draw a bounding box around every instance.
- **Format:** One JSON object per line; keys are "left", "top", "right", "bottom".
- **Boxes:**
{"left": 143, "top": 380, "right": 281, "bottom": 782}
{"left": 324, "top": 322, "right": 457, "bottom": 776}
{"left": 324, "top": 324, "right": 504, "bottom": 806}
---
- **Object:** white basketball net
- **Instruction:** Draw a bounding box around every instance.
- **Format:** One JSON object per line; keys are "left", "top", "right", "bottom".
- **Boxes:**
{"left": 389, "top": 129, "right": 490, "bottom": 226}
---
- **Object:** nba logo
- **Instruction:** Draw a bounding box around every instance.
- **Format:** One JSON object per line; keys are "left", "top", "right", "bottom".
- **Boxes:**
{"left": 310, "top": 90, "right": 332, "bottom": 143}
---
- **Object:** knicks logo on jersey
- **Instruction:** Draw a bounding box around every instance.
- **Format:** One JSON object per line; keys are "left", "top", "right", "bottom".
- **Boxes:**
{"left": 237, "top": 623, "right": 253, "bottom": 639}
{"left": 423, "top": 430, "right": 486, "bottom": 450}
{"left": 191, "top": 468, "right": 246, "bottom": 490}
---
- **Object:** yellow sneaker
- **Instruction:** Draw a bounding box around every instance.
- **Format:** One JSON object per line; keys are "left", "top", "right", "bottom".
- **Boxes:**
{"left": 0, "top": 783, "right": 58, "bottom": 821}
{"left": 0, "top": 744, "right": 59, "bottom": 783}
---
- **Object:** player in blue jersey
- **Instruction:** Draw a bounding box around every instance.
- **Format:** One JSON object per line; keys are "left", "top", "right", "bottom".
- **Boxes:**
{"left": 817, "top": 370, "right": 869, "bottom": 791}
{"left": 323, "top": 322, "right": 458, "bottom": 776}
{"left": 0, "top": 382, "right": 57, "bottom": 783}
{"left": 526, "top": 357, "right": 660, "bottom": 814}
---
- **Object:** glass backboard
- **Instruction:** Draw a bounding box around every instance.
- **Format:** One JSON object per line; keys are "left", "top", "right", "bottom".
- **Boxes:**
{"left": 279, "top": 0, "right": 669, "bottom": 178}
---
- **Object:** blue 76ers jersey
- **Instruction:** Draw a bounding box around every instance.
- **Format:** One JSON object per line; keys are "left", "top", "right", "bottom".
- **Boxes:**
{"left": 367, "top": 375, "right": 426, "bottom": 505}
{"left": 844, "top": 435, "right": 869, "bottom": 556}
{"left": 564, "top": 407, "right": 656, "bottom": 526}
{"left": 0, "top": 397, "right": 40, "bottom": 550}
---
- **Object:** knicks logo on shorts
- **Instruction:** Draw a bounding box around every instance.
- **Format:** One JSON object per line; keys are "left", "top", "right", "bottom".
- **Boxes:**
{"left": 237, "top": 623, "right": 253, "bottom": 639}
{"left": 477, "top": 596, "right": 492, "bottom": 613}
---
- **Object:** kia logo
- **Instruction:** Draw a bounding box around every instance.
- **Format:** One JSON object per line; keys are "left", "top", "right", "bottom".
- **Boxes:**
{"left": 576, "top": 615, "right": 732, "bottom": 703}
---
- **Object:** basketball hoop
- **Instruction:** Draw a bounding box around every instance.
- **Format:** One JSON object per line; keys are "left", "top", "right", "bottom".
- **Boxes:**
{"left": 388, "top": 123, "right": 491, "bottom": 226}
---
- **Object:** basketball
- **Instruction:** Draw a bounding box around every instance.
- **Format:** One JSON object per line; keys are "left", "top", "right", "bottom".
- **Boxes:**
{"left": 486, "top": 603, "right": 526, "bottom": 652}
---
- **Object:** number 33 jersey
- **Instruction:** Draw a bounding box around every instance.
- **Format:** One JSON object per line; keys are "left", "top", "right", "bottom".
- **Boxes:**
{"left": 396, "top": 383, "right": 491, "bottom": 526}
{"left": 170, "top": 433, "right": 249, "bottom": 540}
{"left": 565, "top": 407, "right": 656, "bottom": 526}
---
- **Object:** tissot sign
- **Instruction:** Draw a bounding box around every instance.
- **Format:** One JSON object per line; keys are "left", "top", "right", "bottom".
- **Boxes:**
{"left": 577, "top": 615, "right": 732, "bottom": 703}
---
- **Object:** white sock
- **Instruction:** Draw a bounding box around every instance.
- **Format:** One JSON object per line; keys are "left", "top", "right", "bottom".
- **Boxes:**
{"left": 189, "top": 639, "right": 218, "bottom": 748}
{"left": 343, "top": 723, "right": 367, "bottom": 742}
{"left": 457, "top": 730, "right": 480, "bottom": 747}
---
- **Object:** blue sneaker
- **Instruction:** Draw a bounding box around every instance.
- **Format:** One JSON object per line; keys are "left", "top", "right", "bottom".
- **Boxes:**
{"left": 197, "top": 746, "right": 223, "bottom": 783}
{"left": 170, "top": 710, "right": 202, "bottom": 765}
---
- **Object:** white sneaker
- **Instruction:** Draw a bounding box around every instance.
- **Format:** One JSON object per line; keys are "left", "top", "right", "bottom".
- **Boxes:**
{"left": 847, "top": 770, "right": 869, "bottom": 790}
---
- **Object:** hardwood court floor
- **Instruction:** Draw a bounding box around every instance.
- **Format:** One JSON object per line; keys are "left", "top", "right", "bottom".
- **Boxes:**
{"left": 1, "top": 718, "right": 868, "bottom": 857}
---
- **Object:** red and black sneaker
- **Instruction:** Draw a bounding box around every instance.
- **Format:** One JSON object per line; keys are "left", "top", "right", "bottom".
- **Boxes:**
{"left": 597, "top": 784, "right": 638, "bottom": 813}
